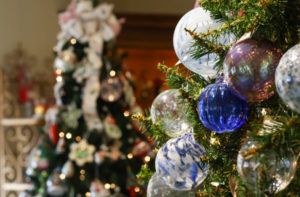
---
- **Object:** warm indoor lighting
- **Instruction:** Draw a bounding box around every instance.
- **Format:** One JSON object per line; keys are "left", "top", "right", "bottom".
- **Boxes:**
{"left": 56, "top": 76, "right": 63, "bottom": 82}
{"left": 60, "top": 174, "right": 66, "bottom": 180}
{"left": 110, "top": 183, "right": 116, "bottom": 189}
{"left": 56, "top": 69, "right": 62, "bottom": 75}
{"left": 80, "top": 175, "right": 85, "bottom": 181}
{"left": 80, "top": 169, "right": 85, "bottom": 175}
{"left": 134, "top": 187, "right": 140, "bottom": 193}
{"left": 123, "top": 111, "right": 130, "bottom": 117}
{"left": 76, "top": 136, "right": 81, "bottom": 142}
{"left": 85, "top": 192, "right": 91, "bottom": 197}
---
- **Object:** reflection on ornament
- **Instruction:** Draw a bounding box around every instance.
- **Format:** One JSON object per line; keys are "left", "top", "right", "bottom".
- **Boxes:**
{"left": 100, "top": 77, "right": 123, "bottom": 102}
{"left": 147, "top": 173, "right": 200, "bottom": 197}
{"left": 173, "top": 7, "right": 234, "bottom": 78}
{"left": 224, "top": 39, "right": 282, "bottom": 102}
{"left": 237, "top": 139, "right": 297, "bottom": 195}
{"left": 151, "top": 89, "right": 193, "bottom": 137}
{"left": 69, "top": 139, "right": 95, "bottom": 166}
{"left": 62, "top": 160, "right": 75, "bottom": 178}
{"left": 90, "top": 179, "right": 111, "bottom": 197}
{"left": 156, "top": 133, "right": 208, "bottom": 190}
{"left": 197, "top": 79, "right": 248, "bottom": 133}
{"left": 275, "top": 44, "right": 300, "bottom": 113}
{"left": 132, "top": 140, "right": 151, "bottom": 158}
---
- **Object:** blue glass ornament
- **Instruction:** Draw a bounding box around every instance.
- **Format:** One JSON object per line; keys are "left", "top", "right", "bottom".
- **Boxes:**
{"left": 197, "top": 79, "right": 248, "bottom": 133}
{"left": 155, "top": 133, "right": 208, "bottom": 191}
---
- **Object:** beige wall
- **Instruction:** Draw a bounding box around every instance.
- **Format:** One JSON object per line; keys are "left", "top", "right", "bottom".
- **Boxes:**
{"left": 0, "top": 0, "right": 59, "bottom": 67}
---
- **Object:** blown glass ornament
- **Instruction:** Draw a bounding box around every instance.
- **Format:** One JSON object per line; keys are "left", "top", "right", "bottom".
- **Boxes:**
{"left": 99, "top": 77, "right": 123, "bottom": 102}
{"left": 224, "top": 39, "right": 282, "bottom": 102}
{"left": 173, "top": 7, "right": 234, "bottom": 78}
{"left": 237, "top": 139, "right": 297, "bottom": 196}
{"left": 151, "top": 89, "right": 193, "bottom": 137}
{"left": 147, "top": 173, "right": 200, "bottom": 197}
{"left": 275, "top": 44, "right": 300, "bottom": 113}
{"left": 197, "top": 79, "right": 248, "bottom": 133}
{"left": 47, "top": 169, "right": 68, "bottom": 196}
{"left": 155, "top": 133, "right": 208, "bottom": 190}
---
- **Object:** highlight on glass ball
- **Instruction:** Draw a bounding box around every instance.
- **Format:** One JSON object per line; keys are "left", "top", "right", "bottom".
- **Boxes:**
{"left": 224, "top": 38, "right": 282, "bottom": 103}
{"left": 237, "top": 139, "right": 297, "bottom": 195}
{"left": 173, "top": 7, "right": 235, "bottom": 78}
{"left": 275, "top": 43, "right": 300, "bottom": 113}
{"left": 197, "top": 79, "right": 248, "bottom": 133}
{"left": 99, "top": 77, "right": 123, "bottom": 102}
{"left": 147, "top": 173, "right": 200, "bottom": 197}
{"left": 150, "top": 89, "right": 193, "bottom": 138}
{"left": 155, "top": 133, "right": 209, "bottom": 191}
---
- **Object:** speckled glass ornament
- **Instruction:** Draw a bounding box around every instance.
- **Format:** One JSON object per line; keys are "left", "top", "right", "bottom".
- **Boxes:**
{"left": 147, "top": 173, "right": 200, "bottom": 197}
{"left": 224, "top": 39, "right": 282, "bottom": 102}
{"left": 151, "top": 89, "right": 193, "bottom": 137}
{"left": 155, "top": 133, "right": 208, "bottom": 191}
{"left": 197, "top": 79, "right": 248, "bottom": 133}
{"left": 99, "top": 77, "right": 123, "bottom": 102}
{"left": 275, "top": 44, "right": 300, "bottom": 113}
{"left": 173, "top": 8, "right": 234, "bottom": 78}
{"left": 237, "top": 139, "right": 297, "bottom": 196}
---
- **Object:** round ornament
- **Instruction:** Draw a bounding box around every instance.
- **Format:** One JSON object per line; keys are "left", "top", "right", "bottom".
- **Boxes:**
{"left": 237, "top": 139, "right": 297, "bottom": 195}
{"left": 173, "top": 7, "right": 234, "bottom": 78}
{"left": 147, "top": 173, "right": 200, "bottom": 197}
{"left": 49, "top": 124, "right": 59, "bottom": 145}
{"left": 275, "top": 44, "right": 300, "bottom": 113}
{"left": 151, "top": 89, "right": 193, "bottom": 138}
{"left": 47, "top": 169, "right": 68, "bottom": 196}
{"left": 62, "top": 160, "right": 75, "bottom": 178}
{"left": 100, "top": 77, "right": 123, "bottom": 102}
{"left": 224, "top": 39, "right": 282, "bottom": 102}
{"left": 155, "top": 133, "right": 208, "bottom": 190}
{"left": 197, "top": 79, "right": 248, "bottom": 133}
{"left": 90, "top": 179, "right": 111, "bottom": 197}
{"left": 132, "top": 140, "right": 151, "bottom": 159}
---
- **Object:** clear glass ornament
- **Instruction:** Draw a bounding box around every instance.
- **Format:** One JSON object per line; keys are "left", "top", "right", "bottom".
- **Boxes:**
{"left": 155, "top": 133, "right": 208, "bottom": 191}
{"left": 173, "top": 7, "right": 234, "bottom": 78}
{"left": 275, "top": 43, "right": 300, "bottom": 113}
{"left": 237, "top": 139, "right": 297, "bottom": 196}
{"left": 147, "top": 173, "right": 200, "bottom": 197}
{"left": 99, "top": 77, "right": 123, "bottom": 102}
{"left": 47, "top": 169, "right": 68, "bottom": 196}
{"left": 151, "top": 89, "right": 193, "bottom": 137}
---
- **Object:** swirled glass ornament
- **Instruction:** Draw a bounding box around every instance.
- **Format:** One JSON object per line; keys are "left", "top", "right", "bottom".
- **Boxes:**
{"left": 147, "top": 173, "right": 200, "bottom": 197}
{"left": 155, "top": 133, "right": 208, "bottom": 191}
{"left": 173, "top": 7, "right": 234, "bottom": 78}
{"left": 197, "top": 79, "right": 248, "bottom": 133}
{"left": 275, "top": 43, "right": 300, "bottom": 113}
{"left": 224, "top": 39, "right": 282, "bottom": 102}
{"left": 237, "top": 139, "right": 297, "bottom": 196}
{"left": 151, "top": 89, "right": 193, "bottom": 137}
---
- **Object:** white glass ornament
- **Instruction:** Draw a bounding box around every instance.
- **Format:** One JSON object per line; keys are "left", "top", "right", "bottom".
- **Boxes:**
{"left": 275, "top": 44, "right": 300, "bottom": 113}
{"left": 62, "top": 160, "right": 74, "bottom": 178}
{"left": 151, "top": 89, "right": 193, "bottom": 137}
{"left": 237, "top": 139, "right": 297, "bottom": 195}
{"left": 147, "top": 173, "right": 200, "bottom": 197}
{"left": 173, "top": 7, "right": 234, "bottom": 78}
{"left": 155, "top": 133, "right": 208, "bottom": 191}
{"left": 100, "top": 77, "right": 123, "bottom": 102}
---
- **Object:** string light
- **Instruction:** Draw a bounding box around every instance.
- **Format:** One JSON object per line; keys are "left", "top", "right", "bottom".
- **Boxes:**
{"left": 85, "top": 192, "right": 91, "bottom": 197}
{"left": 110, "top": 183, "right": 116, "bottom": 189}
{"left": 80, "top": 169, "right": 85, "bottom": 175}
{"left": 123, "top": 111, "right": 130, "bottom": 117}
{"left": 53, "top": 46, "right": 58, "bottom": 52}
{"left": 76, "top": 136, "right": 81, "bottom": 142}
{"left": 127, "top": 153, "right": 133, "bottom": 159}
{"left": 104, "top": 183, "right": 111, "bottom": 189}
{"left": 66, "top": 133, "right": 72, "bottom": 139}
{"left": 70, "top": 38, "right": 77, "bottom": 45}
{"left": 60, "top": 174, "right": 66, "bottom": 180}
{"left": 56, "top": 69, "right": 62, "bottom": 75}
{"left": 80, "top": 175, "right": 85, "bottom": 181}
{"left": 134, "top": 187, "right": 140, "bottom": 193}
{"left": 144, "top": 156, "right": 151, "bottom": 163}
{"left": 56, "top": 76, "right": 63, "bottom": 82}
{"left": 109, "top": 70, "right": 116, "bottom": 77}
{"left": 59, "top": 132, "right": 65, "bottom": 138}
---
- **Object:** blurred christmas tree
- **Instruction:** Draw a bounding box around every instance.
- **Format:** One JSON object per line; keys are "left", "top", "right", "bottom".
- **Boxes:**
{"left": 135, "top": 0, "right": 300, "bottom": 197}
{"left": 22, "top": 0, "right": 154, "bottom": 196}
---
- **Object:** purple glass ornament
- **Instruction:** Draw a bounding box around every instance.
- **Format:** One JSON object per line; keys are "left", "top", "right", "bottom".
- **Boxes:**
{"left": 197, "top": 79, "right": 248, "bottom": 133}
{"left": 224, "top": 39, "right": 282, "bottom": 102}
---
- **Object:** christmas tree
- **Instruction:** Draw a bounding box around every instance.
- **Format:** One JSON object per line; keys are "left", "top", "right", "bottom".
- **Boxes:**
{"left": 23, "top": 0, "right": 153, "bottom": 196}
{"left": 135, "top": 0, "right": 300, "bottom": 197}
